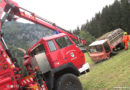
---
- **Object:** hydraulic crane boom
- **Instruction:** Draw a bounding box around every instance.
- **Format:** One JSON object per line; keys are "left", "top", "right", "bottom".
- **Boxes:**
{"left": 0, "top": 0, "right": 86, "bottom": 46}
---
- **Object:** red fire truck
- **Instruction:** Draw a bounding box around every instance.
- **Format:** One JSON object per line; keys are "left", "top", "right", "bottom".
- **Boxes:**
{"left": 0, "top": 0, "right": 90, "bottom": 90}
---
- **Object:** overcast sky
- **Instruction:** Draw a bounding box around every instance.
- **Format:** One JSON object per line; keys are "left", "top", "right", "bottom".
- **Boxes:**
{"left": 15, "top": 0, "right": 115, "bottom": 30}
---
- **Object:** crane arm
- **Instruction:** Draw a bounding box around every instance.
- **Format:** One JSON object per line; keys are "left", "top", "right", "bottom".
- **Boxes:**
{"left": 0, "top": 0, "right": 86, "bottom": 45}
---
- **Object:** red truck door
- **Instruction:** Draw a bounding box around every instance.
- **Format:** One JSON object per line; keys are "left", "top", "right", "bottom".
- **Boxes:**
{"left": 46, "top": 40, "right": 64, "bottom": 68}
{"left": 103, "top": 42, "right": 111, "bottom": 58}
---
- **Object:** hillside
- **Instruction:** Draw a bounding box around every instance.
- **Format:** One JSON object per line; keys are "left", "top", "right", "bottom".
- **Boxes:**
{"left": 3, "top": 21, "right": 54, "bottom": 48}
{"left": 80, "top": 47, "right": 130, "bottom": 90}
{"left": 2, "top": 21, "right": 54, "bottom": 64}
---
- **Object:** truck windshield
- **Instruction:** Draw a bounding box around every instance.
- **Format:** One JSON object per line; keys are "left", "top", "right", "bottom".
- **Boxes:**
{"left": 56, "top": 36, "right": 73, "bottom": 48}
{"left": 30, "top": 44, "right": 45, "bottom": 56}
{"left": 89, "top": 45, "right": 103, "bottom": 53}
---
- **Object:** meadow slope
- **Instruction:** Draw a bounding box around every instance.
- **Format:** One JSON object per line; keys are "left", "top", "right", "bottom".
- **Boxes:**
{"left": 80, "top": 47, "right": 130, "bottom": 90}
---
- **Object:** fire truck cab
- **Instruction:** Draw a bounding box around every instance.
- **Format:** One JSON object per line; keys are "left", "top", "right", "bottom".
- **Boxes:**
{"left": 24, "top": 33, "right": 90, "bottom": 90}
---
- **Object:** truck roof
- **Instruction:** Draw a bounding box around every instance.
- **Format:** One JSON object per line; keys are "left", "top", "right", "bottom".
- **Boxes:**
{"left": 43, "top": 33, "right": 66, "bottom": 41}
{"left": 89, "top": 39, "right": 107, "bottom": 46}
{"left": 28, "top": 33, "right": 66, "bottom": 54}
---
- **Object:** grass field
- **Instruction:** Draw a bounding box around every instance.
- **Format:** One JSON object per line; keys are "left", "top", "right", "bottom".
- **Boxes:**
{"left": 80, "top": 46, "right": 130, "bottom": 90}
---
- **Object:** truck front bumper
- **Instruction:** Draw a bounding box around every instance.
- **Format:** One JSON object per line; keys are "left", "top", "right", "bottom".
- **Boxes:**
{"left": 79, "top": 63, "right": 90, "bottom": 73}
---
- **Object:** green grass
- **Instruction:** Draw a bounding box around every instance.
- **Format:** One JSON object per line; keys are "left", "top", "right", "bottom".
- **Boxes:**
{"left": 80, "top": 46, "right": 130, "bottom": 90}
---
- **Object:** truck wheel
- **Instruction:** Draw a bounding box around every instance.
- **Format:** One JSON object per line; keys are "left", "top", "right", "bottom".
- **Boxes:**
{"left": 111, "top": 51, "right": 118, "bottom": 56}
{"left": 55, "top": 73, "right": 82, "bottom": 90}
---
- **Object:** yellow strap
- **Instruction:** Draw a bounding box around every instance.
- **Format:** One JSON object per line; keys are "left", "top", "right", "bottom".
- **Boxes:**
{"left": 25, "top": 86, "right": 38, "bottom": 89}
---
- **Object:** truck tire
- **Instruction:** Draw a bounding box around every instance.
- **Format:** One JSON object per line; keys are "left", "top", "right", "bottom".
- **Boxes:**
{"left": 111, "top": 51, "right": 118, "bottom": 56}
{"left": 55, "top": 73, "right": 82, "bottom": 90}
